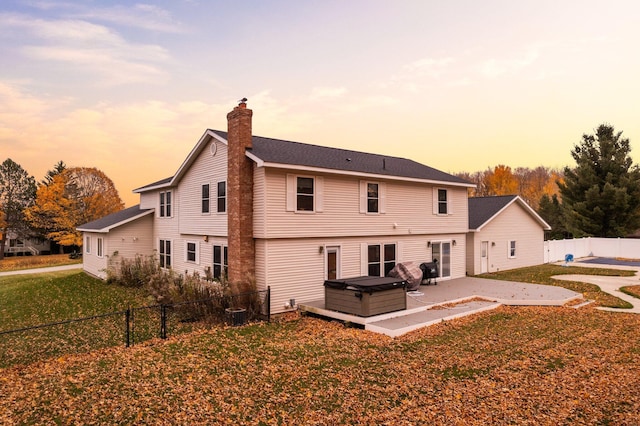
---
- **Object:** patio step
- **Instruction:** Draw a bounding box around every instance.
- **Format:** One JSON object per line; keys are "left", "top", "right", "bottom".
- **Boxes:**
{"left": 365, "top": 300, "right": 502, "bottom": 337}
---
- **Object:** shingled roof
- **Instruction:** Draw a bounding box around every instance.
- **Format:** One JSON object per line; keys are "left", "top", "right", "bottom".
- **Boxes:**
{"left": 210, "top": 130, "right": 471, "bottom": 185}
{"left": 77, "top": 205, "right": 154, "bottom": 233}
{"left": 468, "top": 195, "right": 551, "bottom": 231}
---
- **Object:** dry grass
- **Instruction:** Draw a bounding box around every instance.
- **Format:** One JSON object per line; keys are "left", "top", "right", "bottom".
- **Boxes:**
{"left": 2, "top": 307, "right": 640, "bottom": 424}
{"left": 0, "top": 254, "right": 81, "bottom": 272}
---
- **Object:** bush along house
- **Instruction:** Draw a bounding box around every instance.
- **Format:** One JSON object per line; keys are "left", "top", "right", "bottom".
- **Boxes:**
{"left": 78, "top": 101, "right": 475, "bottom": 314}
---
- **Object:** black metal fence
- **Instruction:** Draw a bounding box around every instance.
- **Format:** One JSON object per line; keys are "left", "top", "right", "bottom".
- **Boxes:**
{"left": 0, "top": 288, "right": 270, "bottom": 369}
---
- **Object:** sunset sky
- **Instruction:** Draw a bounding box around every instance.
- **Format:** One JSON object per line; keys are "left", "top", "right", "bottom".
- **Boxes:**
{"left": 2, "top": 1, "right": 639, "bottom": 206}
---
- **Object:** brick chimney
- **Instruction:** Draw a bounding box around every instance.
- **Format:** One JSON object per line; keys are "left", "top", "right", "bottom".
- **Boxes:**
{"left": 227, "top": 100, "right": 255, "bottom": 285}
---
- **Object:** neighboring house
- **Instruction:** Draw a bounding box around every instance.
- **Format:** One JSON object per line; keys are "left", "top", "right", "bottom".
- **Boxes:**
{"left": 0, "top": 231, "right": 50, "bottom": 256}
{"left": 466, "top": 195, "right": 551, "bottom": 275}
{"left": 78, "top": 102, "right": 474, "bottom": 313}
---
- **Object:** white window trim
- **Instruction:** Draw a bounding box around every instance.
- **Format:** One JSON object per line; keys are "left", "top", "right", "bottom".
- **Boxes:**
{"left": 360, "top": 181, "right": 386, "bottom": 214}
{"left": 85, "top": 236, "right": 91, "bottom": 254}
{"left": 217, "top": 181, "right": 227, "bottom": 214}
{"left": 360, "top": 242, "right": 398, "bottom": 276}
{"left": 159, "top": 190, "right": 173, "bottom": 218}
{"left": 508, "top": 240, "right": 517, "bottom": 258}
{"left": 286, "top": 174, "right": 323, "bottom": 213}
{"left": 159, "top": 239, "right": 172, "bottom": 269}
{"left": 97, "top": 237, "right": 104, "bottom": 258}
{"left": 185, "top": 240, "right": 200, "bottom": 264}
{"left": 432, "top": 187, "right": 453, "bottom": 216}
{"left": 213, "top": 244, "right": 228, "bottom": 279}
{"left": 201, "top": 183, "right": 211, "bottom": 215}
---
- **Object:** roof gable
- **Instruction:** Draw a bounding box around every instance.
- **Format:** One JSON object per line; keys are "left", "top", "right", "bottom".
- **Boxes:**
{"left": 469, "top": 195, "right": 551, "bottom": 231}
{"left": 77, "top": 205, "right": 154, "bottom": 233}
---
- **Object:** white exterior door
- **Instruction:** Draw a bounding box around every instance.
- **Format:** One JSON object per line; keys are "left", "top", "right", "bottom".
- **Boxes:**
{"left": 481, "top": 241, "right": 489, "bottom": 273}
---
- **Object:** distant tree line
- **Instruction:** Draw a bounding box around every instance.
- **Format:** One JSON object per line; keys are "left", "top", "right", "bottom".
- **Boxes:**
{"left": 457, "top": 124, "right": 640, "bottom": 240}
{"left": 0, "top": 159, "right": 124, "bottom": 259}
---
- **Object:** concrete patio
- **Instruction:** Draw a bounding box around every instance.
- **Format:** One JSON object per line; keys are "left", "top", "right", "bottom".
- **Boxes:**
{"left": 300, "top": 276, "right": 584, "bottom": 337}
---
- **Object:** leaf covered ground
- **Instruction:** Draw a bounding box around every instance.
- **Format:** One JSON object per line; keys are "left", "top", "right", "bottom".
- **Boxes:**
{"left": 2, "top": 306, "right": 639, "bottom": 425}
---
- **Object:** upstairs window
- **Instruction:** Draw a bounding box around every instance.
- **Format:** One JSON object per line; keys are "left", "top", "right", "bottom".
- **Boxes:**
{"left": 367, "top": 183, "right": 379, "bottom": 213}
{"left": 509, "top": 240, "right": 517, "bottom": 258}
{"left": 438, "top": 189, "right": 448, "bottom": 214}
{"left": 296, "top": 177, "right": 314, "bottom": 211}
{"left": 217, "top": 181, "right": 226, "bottom": 213}
{"left": 160, "top": 191, "right": 172, "bottom": 217}
{"left": 202, "top": 184, "right": 210, "bottom": 214}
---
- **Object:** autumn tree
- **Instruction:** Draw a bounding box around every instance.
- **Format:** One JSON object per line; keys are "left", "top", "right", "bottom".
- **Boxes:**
{"left": 484, "top": 165, "right": 518, "bottom": 196}
{"left": 41, "top": 161, "right": 66, "bottom": 186}
{"left": 0, "top": 159, "right": 37, "bottom": 259}
{"left": 558, "top": 124, "right": 640, "bottom": 237}
{"left": 26, "top": 167, "right": 124, "bottom": 248}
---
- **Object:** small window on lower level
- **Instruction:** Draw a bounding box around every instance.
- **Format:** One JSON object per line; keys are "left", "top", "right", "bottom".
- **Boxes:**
{"left": 509, "top": 240, "right": 517, "bottom": 258}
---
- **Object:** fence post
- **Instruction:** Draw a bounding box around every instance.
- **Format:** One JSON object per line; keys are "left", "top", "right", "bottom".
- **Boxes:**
{"left": 160, "top": 304, "right": 167, "bottom": 339}
{"left": 125, "top": 307, "right": 131, "bottom": 348}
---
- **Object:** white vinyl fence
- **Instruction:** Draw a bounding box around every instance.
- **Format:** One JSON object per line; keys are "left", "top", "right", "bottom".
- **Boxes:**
{"left": 544, "top": 237, "right": 640, "bottom": 263}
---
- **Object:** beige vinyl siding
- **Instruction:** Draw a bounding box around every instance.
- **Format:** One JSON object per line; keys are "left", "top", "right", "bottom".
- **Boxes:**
{"left": 82, "top": 232, "right": 108, "bottom": 279}
{"left": 260, "top": 168, "right": 468, "bottom": 239}
{"left": 465, "top": 233, "right": 477, "bottom": 275}
{"left": 81, "top": 214, "right": 154, "bottom": 279}
{"left": 139, "top": 191, "right": 158, "bottom": 210}
{"left": 473, "top": 203, "right": 545, "bottom": 273}
{"left": 253, "top": 166, "right": 267, "bottom": 237}
{"left": 179, "top": 141, "right": 228, "bottom": 237}
{"left": 258, "top": 233, "right": 467, "bottom": 314}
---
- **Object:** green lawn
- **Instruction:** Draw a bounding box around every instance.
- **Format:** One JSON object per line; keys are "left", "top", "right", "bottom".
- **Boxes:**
{"left": 479, "top": 263, "right": 636, "bottom": 308}
{"left": 0, "top": 270, "right": 150, "bottom": 368}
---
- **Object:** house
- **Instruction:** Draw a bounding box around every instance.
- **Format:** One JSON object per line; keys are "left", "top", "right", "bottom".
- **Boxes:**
{"left": 78, "top": 102, "right": 475, "bottom": 313}
{"left": 0, "top": 231, "right": 50, "bottom": 256}
{"left": 466, "top": 195, "right": 551, "bottom": 275}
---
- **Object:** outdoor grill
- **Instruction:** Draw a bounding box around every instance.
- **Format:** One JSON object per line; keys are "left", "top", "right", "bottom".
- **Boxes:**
{"left": 420, "top": 261, "right": 438, "bottom": 285}
{"left": 324, "top": 276, "right": 407, "bottom": 317}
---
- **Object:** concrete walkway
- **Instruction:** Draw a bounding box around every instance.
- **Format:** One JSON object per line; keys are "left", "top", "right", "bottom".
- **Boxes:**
{"left": 553, "top": 258, "right": 640, "bottom": 314}
{"left": 0, "top": 263, "right": 83, "bottom": 277}
{"left": 301, "top": 276, "right": 583, "bottom": 337}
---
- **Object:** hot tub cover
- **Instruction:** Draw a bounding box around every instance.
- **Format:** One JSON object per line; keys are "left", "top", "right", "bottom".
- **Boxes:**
{"left": 324, "top": 276, "right": 406, "bottom": 293}
{"left": 388, "top": 262, "right": 423, "bottom": 291}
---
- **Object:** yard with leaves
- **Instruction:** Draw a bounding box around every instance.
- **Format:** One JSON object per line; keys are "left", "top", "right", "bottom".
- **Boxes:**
{"left": 1, "top": 307, "right": 640, "bottom": 424}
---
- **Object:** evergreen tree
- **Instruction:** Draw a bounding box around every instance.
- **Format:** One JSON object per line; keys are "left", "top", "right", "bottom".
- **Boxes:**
{"left": 538, "top": 194, "right": 569, "bottom": 240}
{"left": 558, "top": 124, "right": 640, "bottom": 237}
{"left": 41, "top": 161, "right": 67, "bottom": 186}
{"left": 0, "top": 159, "right": 37, "bottom": 259}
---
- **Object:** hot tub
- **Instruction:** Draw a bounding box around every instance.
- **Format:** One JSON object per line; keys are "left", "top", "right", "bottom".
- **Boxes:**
{"left": 324, "top": 276, "right": 407, "bottom": 317}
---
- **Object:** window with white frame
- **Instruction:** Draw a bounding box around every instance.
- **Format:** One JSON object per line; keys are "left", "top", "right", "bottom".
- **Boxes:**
{"left": 202, "top": 184, "right": 210, "bottom": 214}
{"left": 509, "top": 240, "right": 517, "bottom": 258}
{"left": 437, "top": 189, "right": 448, "bottom": 214}
{"left": 217, "top": 181, "right": 226, "bottom": 213}
{"left": 213, "top": 245, "right": 228, "bottom": 280}
{"left": 367, "top": 183, "right": 379, "bottom": 213}
{"left": 186, "top": 241, "right": 199, "bottom": 263}
{"left": 85, "top": 236, "right": 91, "bottom": 254}
{"left": 367, "top": 243, "right": 396, "bottom": 277}
{"left": 296, "top": 176, "right": 314, "bottom": 211}
{"left": 159, "top": 239, "right": 171, "bottom": 268}
{"left": 97, "top": 237, "right": 103, "bottom": 258}
{"left": 159, "top": 191, "right": 172, "bottom": 217}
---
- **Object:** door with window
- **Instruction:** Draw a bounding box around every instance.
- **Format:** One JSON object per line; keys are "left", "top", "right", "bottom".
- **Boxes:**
{"left": 326, "top": 246, "right": 340, "bottom": 280}
{"left": 481, "top": 241, "right": 489, "bottom": 273}
{"left": 431, "top": 241, "right": 451, "bottom": 278}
